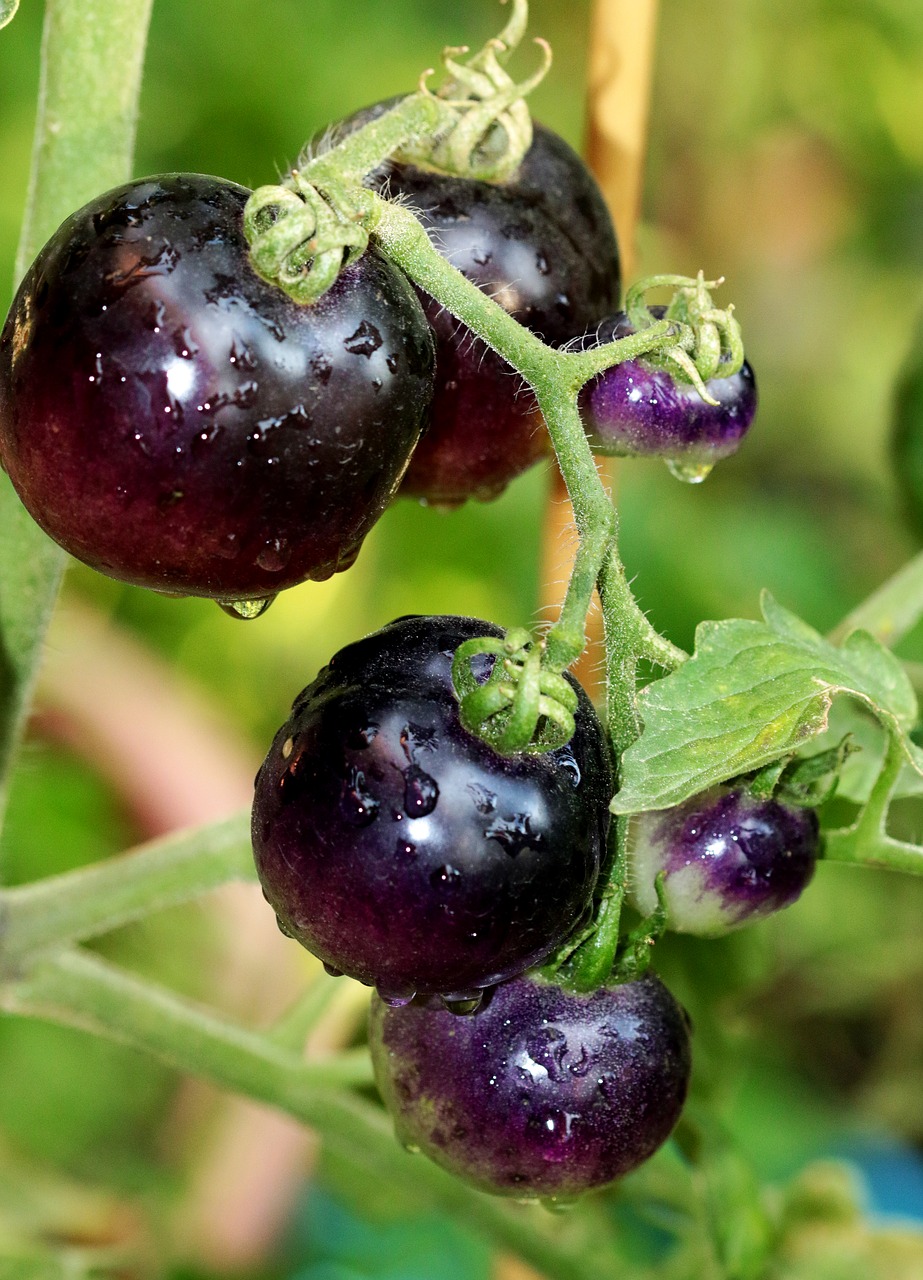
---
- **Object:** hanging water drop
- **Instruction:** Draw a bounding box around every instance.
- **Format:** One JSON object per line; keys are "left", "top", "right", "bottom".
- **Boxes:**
{"left": 665, "top": 458, "right": 713, "bottom": 484}
{"left": 217, "top": 595, "right": 277, "bottom": 620}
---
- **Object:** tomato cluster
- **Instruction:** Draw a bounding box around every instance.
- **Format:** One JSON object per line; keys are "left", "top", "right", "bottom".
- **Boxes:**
{"left": 0, "top": 99, "right": 790, "bottom": 1200}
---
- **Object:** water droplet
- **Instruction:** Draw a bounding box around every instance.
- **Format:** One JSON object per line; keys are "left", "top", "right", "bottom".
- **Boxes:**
{"left": 378, "top": 988, "right": 415, "bottom": 1007}
{"left": 535, "top": 252, "right": 550, "bottom": 275}
{"left": 218, "top": 596, "right": 276, "bottom": 620}
{"left": 323, "top": 962, "right": 343, "bottom": 977}
{"left": 666, "top": 458, "right": 713, "bottom": 484}
{"left": 344, "top": 320, "right": 382, "bottom": 357}
{"left": 215, "top": 531, "right": 239, "bottom": 559}
{"left": 403, "top": 766, "right": 439, "bottom": 817}
{"left": 486, "top": 813, "right": 542, "bottom": 857}
{"left": 386, "top": 353, "right": 400, "bottom": 375}
{"left": 395, "top": 840, "right": 417, "bottom": 859}
{"left": 430, "top": 864, "right": 461, "bottom": 889}
{"left": 441, "top": 993, "right": 483, "bottom": 1016}
{"left": 255, "top": 538, "right": 291, "bottom": 572}
{"left": 281, "top": 737, "right": 294, "bottom": 760}
{"left": 340, "top": 766, "right": 379, "bottom": 826}
{"left": 401, "top": 1140, "right": 421, "bottom": 1155}
{"left": 276, "top": 915, "right": 294, "bottom": 938}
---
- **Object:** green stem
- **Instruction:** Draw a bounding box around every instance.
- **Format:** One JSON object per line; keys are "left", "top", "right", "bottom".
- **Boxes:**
{"left": 1, "top": 0, "right": 153, "bottom": 829}
{"left": 0, "top": 947, "right": 614, "bottom": 1280}
{"left": 822, "top": 735, "right": 923, "bottom": 874}
{"left": 827, "top": 548, "right": 923, "bottom": 649}
{"left": 15, "top": 0, "right": 153, "bottom": 283}
{"left": 0, "top": 812, "right": 253, "bottom": 966}
{"left": 303, "top": 93, "right": 454, "bottom": 187}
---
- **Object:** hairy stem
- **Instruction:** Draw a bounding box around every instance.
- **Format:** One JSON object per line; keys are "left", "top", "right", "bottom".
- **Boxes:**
{"left": 0, "top": 812, "right": 253, "bottom": 965}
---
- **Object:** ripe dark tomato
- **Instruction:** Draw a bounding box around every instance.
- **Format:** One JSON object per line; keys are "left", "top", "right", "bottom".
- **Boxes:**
{"left": 629, "top": 786, "right": 819, "bottom": 936}
{"left": 332, "top": 106, "right": 621, "bottom": 504}
{"left": 0, "top": 174, "right": 435, "bottom": 606}
{"left": 578, "top": 309, "right": 757, "bottom": 482}
{"left": 370, "top": 972, "right": 692, "bottom": 1199}
{"left": 252, "top": 616, "right": 611, "bottom": 1005}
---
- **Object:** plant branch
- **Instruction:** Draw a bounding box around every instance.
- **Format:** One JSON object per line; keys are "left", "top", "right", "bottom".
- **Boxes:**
{"left": 1, "top": 0, "right": 154, "bottom": 830}
{"left": 0, "top": 811, "right": 253, "bottom": 966}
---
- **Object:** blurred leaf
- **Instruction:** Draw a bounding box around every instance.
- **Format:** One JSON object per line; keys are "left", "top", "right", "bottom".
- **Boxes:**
{"left": 0, "top": 2, "right": 18, "bottom": 32}
{"left": 614, "top": 592, "right": 920, "bottom": 813}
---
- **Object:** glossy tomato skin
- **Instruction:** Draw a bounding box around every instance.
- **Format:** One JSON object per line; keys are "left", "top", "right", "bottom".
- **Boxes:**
{"left": 252, "top": 616, "right": 611, "bottom": 1003}
{"left": 629, "top": 786, "right": 819, "bottom": 937}
{"left": 370, "top": 972, "right": 692, "bottom": 1198}
{"left": 0, "top": 174, "right": 434, "bottom": 601}
{"left": 335, "top": 106, "right": 621, "bottom": 504}
{"left": 578, "top": 309, "right": 757, "bottom": 467}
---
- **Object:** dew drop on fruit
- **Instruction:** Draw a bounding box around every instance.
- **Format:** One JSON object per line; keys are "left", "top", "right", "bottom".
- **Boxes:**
{"left": 275, "top": 915, "right": 294, "bottom": 938}
{"left": 665, "top": 458, "right": 713, "bottom": 484}
{"left": 401, "top": 1140, "right": 422, "bottom": 1155}
{"left": 403, "top": 766, "right": 439, "bottom": 817}
{"left": 378, "top": 988, "right": 416, "bottom": 1007}
{"left": 430, "top": 864, "right": 462, "bottom": 889}
{"left": 441, "top": 993, "right": 484, "bottom": 1016}
{"left": 255, "top": 538, "right": 291, "bottom": 572}
{"left": 340, "top": 766, "right": 380, "bottom": 827}
{"left": 218, "top": 596, "right": 276, "bottom": 620}
{"left": 323, "top": 962, "right": 343, "bottom": 977}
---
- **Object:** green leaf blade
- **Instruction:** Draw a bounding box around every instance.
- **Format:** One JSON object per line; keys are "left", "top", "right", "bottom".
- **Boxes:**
{"left": 613, "top": 595, "right": 921, "bottom": 814}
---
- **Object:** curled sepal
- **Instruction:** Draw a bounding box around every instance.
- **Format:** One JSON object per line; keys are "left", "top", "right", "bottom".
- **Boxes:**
{"left": 401, "top": 2, "right": 551, "bottom": 183}
{"left": 452, "top": 629, "right": 578, "bottom": 755}
{"left": 624, "top": 271, "right": 744, "bottom": 403}
{"left": 243, "top": 176, "right": 370, "bottom": 305}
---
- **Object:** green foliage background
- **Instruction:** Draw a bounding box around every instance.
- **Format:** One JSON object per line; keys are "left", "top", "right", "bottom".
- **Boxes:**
{"left": 0, "top": 1, "right": 922, "bottom": 1276}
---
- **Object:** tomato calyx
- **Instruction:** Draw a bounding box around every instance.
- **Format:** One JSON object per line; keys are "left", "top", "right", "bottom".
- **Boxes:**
{"left": 452, "top": 628, "right": 580, "bottom": 756}
{"left": 625, "top": 272, "right": 745, "bottom": 406}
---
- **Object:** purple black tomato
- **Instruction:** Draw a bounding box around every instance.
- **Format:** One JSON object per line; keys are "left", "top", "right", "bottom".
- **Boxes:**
{"left": 577, "top": 309, "right": 757, "bottom": 482}
{"left": 370, "top": 971, "right": 692, "bottom": 1199}
{"left": 251, "top": 615, "right": 611, "bottom": 1006}
{"left": 332, "top": 107, "right": 621, "bottom": 505}
{"left": 629, "top": 786, "right": 820, "bottom": 937}
{"left": 0, "top": 174, "right": 435, "bottom": 608}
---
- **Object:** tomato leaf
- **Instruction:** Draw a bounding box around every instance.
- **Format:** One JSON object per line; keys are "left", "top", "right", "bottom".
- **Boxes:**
{"left": 613, "top": 591, "right": 922, "bottom": 814}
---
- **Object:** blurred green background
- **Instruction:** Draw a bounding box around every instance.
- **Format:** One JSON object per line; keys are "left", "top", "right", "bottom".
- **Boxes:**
{"left": 1, "top": 1, "right": 923, "bottom": 1276}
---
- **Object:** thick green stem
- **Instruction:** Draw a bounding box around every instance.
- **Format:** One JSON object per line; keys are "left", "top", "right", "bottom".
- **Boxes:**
{"left": 302, "top": 93, "right": 454, "bottom": 187}
{"left": 827, "top": 548, "right": 923, "bottom": 649}
{"left": 0, "top": 812, "right": 253, "bottom": 966}
{"left": 1, "top": 0, "right": 153, "bottom": 829}
{"left": 0, "top": 947, "right": 613, "bottom": 1280}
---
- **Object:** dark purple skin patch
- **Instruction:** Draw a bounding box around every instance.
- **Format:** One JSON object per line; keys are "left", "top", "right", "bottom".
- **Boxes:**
{"left": 370, "top": 972, "right": 692, "bottom": 1199}
{"left": 577, "top": 311, "right": 756, "bottom": 468}
{"left": 335, "top": 107, "right": 622, "bottom": 505}
{"left": 631, "top": 787, "right": 820, "bottom": 936}
{"left": 0, "top": 174, "right": 434, "bottom": 602}
{"left": 252, "top": 616, "right": 611, "bottom": 1003}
